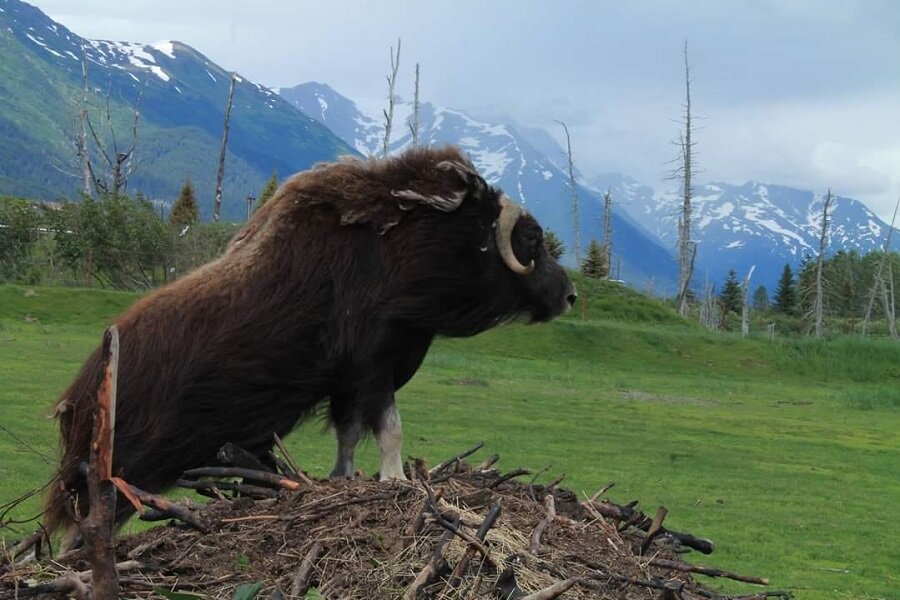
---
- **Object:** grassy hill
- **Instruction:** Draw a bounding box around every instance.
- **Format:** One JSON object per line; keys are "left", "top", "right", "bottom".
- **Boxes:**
{"left": 1, "top": 281, "right": 898, "bottom": 599}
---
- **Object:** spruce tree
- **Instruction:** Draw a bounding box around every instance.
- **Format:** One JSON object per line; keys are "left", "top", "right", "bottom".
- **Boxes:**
{"left": 773, "top": 263, "right": 797, "bottom": 314}
{"left": 253, "top": 171, "right": 279, "bottom": 213}
{"left": 581, "top": 239, "right": 608, "bottom": 278}
{"left": 719, "top": 269, "right": 743, "bottom": 314}
{"left": 544, "top": 230, "right": 565, "bottom": 261}
{"left": 170, "top": 179, "right": 199, "bottom": 229}
{"left": 752, "top": 285, "right": 769, "bottom": 312}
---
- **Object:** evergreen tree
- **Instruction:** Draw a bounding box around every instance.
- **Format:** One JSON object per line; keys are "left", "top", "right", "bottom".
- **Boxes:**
{"left": 170, "top": 179, "right": 199, "bottom": 229}
{"left": 752, "top": 285, "right": 769, "bottom": 312}
{"left": 253, "top": 171, "right": 279, "bottom": 213}
{"left": 718, "top": 269, "right": 743, "bottom": 314}
{"left": 581, "top": 239, "right": 608, "bottom": 278}
{"left": 773, "top": 263, "right": 797, "bottom": 314}
{"left": 544, "top": 229, "right": 565, "bottom": 261}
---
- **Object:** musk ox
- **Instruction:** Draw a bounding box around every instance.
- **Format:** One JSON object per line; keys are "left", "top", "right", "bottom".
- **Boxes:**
{"left": 44, "top": 146, "right": 576, "bottom": 542}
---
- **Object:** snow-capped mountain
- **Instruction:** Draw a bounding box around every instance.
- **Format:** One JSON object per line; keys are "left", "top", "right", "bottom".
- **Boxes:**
{"left": 279, "top": 82, "right": 676, "bottom": 286}
{"left": 0, "top": 0, "right": 353, "bottom": 218}
{"left": 598, "top": 175, "right": 900, "bottom": 289}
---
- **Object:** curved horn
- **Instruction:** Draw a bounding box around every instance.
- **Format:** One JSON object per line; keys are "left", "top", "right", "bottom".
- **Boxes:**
{"left": 496, "top": 196, "right": 535, "bottom": 275}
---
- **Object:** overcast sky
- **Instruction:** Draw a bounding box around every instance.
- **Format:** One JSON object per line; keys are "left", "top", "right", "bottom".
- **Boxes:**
{"left": 26, "top": 0, "right": 900, "bottom": 222}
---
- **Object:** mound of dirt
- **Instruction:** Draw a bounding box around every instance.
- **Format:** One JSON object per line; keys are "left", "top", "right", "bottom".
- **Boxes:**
{"left": 1, "top": 447, "right": 791, "bottom": 600}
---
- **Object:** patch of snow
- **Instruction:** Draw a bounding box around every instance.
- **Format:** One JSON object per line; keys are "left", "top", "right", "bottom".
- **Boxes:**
{"left": 149, "top": 65, "right": 169, "bottom": 82}
{"left": 458, "top": 136, "right": 480, "bottom": 147}
{"left": 127, "top": 72, "right": 139, "bottom": 82}
{"left": 541, "top": 170, "right": 553, "bottom": 180}
{"left": 725, "top": 240, "right": 744, "bottom": 249}
{"left": 174, "top": 85, "right": 182, "bottom": 94}
{"left": 205, "top": 70, "right": 217, "bottom": 82}
{"left": 867, "top": 219, "right": 882, "bottom": 238}
{"left": 467, "top": 147, "right": 512, "bottom": 183}
{"left": 316, "top": 95, "right": 328, "bottom": 118}
{"left": 153, "top": 41, "right": 175, "bottom": 58}
{"left": 756, "top": 218, "right": 810, "bottom": 246}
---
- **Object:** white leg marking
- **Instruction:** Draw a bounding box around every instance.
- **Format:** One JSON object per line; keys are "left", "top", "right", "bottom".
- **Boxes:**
{"left": 377, "top": 403, "right": 407, "bottom": 481}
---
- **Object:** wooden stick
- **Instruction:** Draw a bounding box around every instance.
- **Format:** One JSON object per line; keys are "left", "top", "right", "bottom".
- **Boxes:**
{"left": 441, "top": 502, "right": 502, "bottom": 595}
{"left": 10, "top": 530, "right": 47, "bottom": 560}
{"left": 429, "top": 513, "right": 493, "bottom": 562}
{"left": 176, "top": 478, "right": 279, "bottom": 499}
{"left": 82, "top": 325, "right": 119, "bottom": 600}
{"left": 112, "top": 480, "right": 207, "bottom": 531}
{"left": 290, "top": 541, "right": 324, "bottom": 598}
{"left": 648, "top": 557, "right": 770, "bottom": 585}
{"left": 520, "top": 577, "right": 582, "bottom": 600}
{"left": 476, "top": 453, "right": 500, "bottom": 471}
{"left": 273, "top": 434, "right": 316, "bottom": 486}
{"left": 640, "top": 506, "right": 668, "bottom": 554}
{"left": 406, "top": 486, "right": 443, "bottom": 537}
{"left": 544, "top": 474, "right": 566, "bottom": 490}
{"left": 429, "top": 442, "right": 485, "bottom": 476}
{"left": 181, "top": 467, "right": 301, "bottom": 490}
{"left": 403, "top": 519, "right": 458, "bottom": 600}
{"left": 530, "top": 494, "right": 556, "bottom": 556}
{"left": 588, "top": 500, "right": 714, "bottom": 554}
{"left": 589, "top": 482, "right": 615, "bottom": 503}
{"left": 489, "top": 468, "right": 531, "bottom": 489}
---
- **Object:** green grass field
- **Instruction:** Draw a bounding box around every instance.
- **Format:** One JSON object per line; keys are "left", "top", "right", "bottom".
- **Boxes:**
{"left": 1, "top": 280, "right": 898, "bottom": 599}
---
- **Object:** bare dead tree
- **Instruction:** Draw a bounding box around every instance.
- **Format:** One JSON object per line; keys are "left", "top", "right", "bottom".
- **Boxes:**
{"left": 408, "top": 62, "right": 420, "bottom": 147}
{"left": 811, "top": 190, "right": 832, "bottom": 339}
{"left": 553, "top": 119, "right": 580, "bottom": 264}
{"left": 85, "top": 84, "right": 144, "bottom": 197}
{"left": 602, "top": 188, "right": 613, "bottom": 280}
{"left": 672, "top": 41, "right": 698, "bottom": 317}
{"left": 73, "top": 46, "right": 144, "bottom": 198}
{"left": 741, "top": 265, "right": 756, "bottom": 338}
{"left": 213, "top": 73, "right": 237, "bottom": 223}
{"left": 382, "top": 38, "right": 401, "bottom": 157}
{"left": 863, "top": 196, "right": 899, "bottom": 337}
{"left": 78, "top": 44, "right": 92, "bottom": 197}
{"left": 698, "top": 272, "right": 718, "bottom": 331}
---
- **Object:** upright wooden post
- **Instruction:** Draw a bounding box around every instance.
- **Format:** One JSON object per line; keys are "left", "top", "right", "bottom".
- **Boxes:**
{"left": 82, "top": 325, "right": 120, "bottom": 600}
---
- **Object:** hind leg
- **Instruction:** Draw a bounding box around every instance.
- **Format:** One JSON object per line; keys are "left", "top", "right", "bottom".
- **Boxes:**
{"left": 329, "top": 394, "right": 363, "bottom": 478}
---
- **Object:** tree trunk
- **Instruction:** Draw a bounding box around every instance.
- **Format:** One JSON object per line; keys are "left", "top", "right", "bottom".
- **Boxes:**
{"left": 813, "top": 190, "right": 832, "bottom": 339}
{"left": 382, "top": 38, "right": 401, "bottom": 157}
{"left": 554, "top": 120, "right": 580, "bottom": 264}
{"left": 213, "top": 73, "right": 237, "bottom": 223}
{"left": 742, "top": 265, "right": 755, "bottom": 338}
{"left": 676, "top": 42, "right": 696, "bottom": 317}
{"left": 603, "top": 189, "right": 613, "bottom": 279}
{"left": 409, "top": 62, "right": 420, "bottom": 147}
{"left": 863, "top": 196, "right": 899, "bottom": 336}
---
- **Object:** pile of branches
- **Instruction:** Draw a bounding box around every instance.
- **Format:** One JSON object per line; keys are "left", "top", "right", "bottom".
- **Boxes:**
{"left": 2, "top": 441, "right": 792, "bottom": 600}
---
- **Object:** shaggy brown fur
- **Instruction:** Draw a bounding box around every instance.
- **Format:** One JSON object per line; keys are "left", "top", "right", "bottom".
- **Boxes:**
{"left": 44, "top": 146, "right": 574, "bottom": 540}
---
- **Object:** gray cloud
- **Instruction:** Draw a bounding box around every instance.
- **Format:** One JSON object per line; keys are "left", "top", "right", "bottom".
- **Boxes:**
{"left": 27, "top": 0, "right": 900, "bottom": 221}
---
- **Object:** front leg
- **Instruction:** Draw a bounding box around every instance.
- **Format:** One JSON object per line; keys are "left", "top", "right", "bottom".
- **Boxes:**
{"left": 374, "top": 399, "right": 407, "bottom": 480}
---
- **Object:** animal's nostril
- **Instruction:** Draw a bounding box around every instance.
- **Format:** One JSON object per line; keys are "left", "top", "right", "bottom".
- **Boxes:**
{"left": 566, "top": 293, "right": 578, "bottom": 307}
